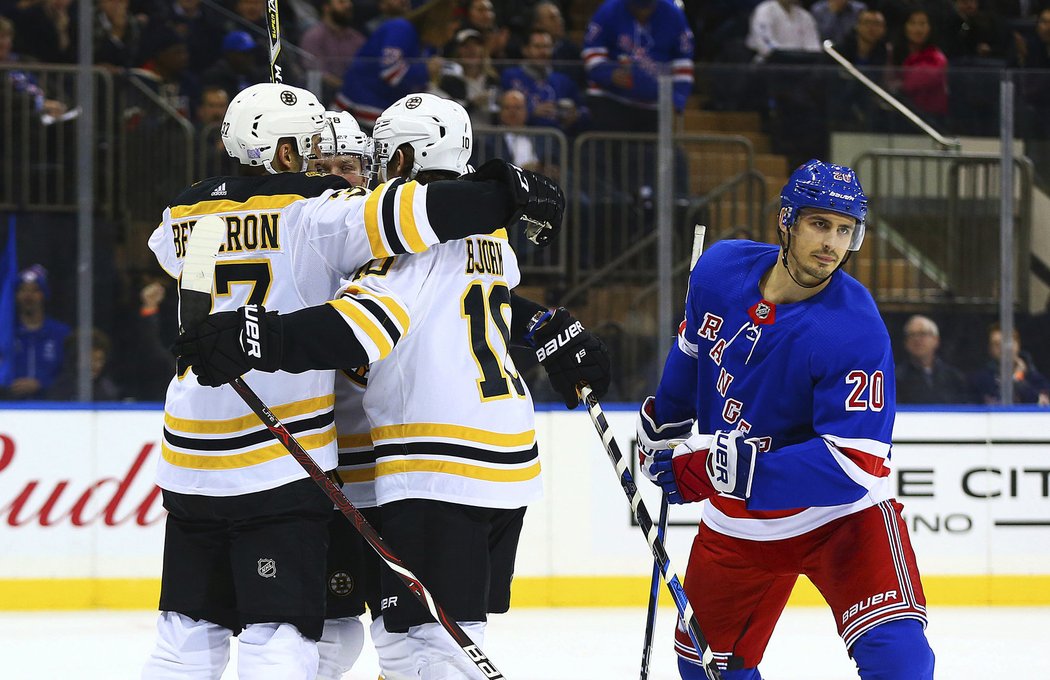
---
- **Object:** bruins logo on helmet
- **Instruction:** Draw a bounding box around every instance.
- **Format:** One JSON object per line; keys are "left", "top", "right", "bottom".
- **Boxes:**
{"left": 280, "top": 90, "right": 298, "bottom": 106}
{"left": 405, "top": 96, "right": 423, "bottom": 109}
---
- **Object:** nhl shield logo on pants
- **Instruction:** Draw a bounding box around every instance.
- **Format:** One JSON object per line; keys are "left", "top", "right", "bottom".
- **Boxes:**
{"left": 258, "top": 558, "right": 277, "bottom": 578}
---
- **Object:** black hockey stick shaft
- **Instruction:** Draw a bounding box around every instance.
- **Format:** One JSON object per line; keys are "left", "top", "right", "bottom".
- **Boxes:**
{"left": 639, "top": 492, "right": 669, "bottom": 680}
{"left": 179, "top": 217, "right": 506, "bottom": 679}
{"left": 640, "top": 224, "right": 707, "bottom": 679}
{"left": 266, "top": 0, "right": 282, "bottom": 83}
{"left": 580, "top": 386, "right": 722, "bottom": 680}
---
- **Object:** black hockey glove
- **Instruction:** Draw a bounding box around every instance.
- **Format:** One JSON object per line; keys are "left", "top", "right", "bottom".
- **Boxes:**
{"left": 461, "top": 159, "right": 564, "bottom": 247}
{"left": 172, "top": 304, "right": 283, "bottom": 387}
{"left": 526, "top": 308, "right": 611, "bottom": 409}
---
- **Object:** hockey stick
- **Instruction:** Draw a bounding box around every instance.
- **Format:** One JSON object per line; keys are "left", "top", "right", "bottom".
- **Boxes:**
{"left": 640, "top": 224, "right": 707, "bottom": 680}
{"left": 580, "top": 385, "right": 721, "bottom": 680}
{"left": 266, "top": 0, "right": 283, "bottom": 83}
{"left": 180, "top": 216, "right": 507, "bottom": 680}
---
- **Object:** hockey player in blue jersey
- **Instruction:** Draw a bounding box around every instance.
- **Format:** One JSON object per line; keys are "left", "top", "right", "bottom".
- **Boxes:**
{"left": 636, "top": 160, "right": 935, "bottom": 679}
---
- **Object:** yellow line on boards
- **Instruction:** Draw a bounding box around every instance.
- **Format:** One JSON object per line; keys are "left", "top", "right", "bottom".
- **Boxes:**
{"left": 1, "top": 576, "right": 1048, "bottom": 611}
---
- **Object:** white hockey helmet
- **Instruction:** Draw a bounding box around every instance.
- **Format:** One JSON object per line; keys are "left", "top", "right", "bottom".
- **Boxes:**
{"left": 372, "top": 93, "right": 472, "bottom": 181}
{"left": 221, "top": 83, "right": 326, "bottom": 174}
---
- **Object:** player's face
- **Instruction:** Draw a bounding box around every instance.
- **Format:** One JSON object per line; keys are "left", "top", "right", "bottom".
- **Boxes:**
{"left": 784, "top": 209, "right": 855, "bottom": 285}
{"left": 317, "top": 154, "right": 368, "bottom": 188}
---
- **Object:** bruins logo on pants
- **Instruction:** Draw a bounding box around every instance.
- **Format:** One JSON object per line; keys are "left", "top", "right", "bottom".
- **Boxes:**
{"left": 329, "top": 570, "right": 354, "bottom": 597}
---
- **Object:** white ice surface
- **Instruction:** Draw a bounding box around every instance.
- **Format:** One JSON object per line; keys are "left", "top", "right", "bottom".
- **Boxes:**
{"left": 0, "top": 606, "right": 1046, "bottom": 679}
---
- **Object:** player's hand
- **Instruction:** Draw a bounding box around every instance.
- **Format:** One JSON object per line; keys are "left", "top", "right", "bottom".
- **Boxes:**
{"left": 461, "top": 159, "right": 564, "bottom": 246}
{"left": 636, "top": 396, "right": 693, "bottom": 450}
{"left": 172, "top": 305, "right": 284, "bottom": 387}
{"left": 651, "top": 431, "right": 757, "bottom": 504}
{"left": 527, "top": 308, "right": 611, "bottom": 409}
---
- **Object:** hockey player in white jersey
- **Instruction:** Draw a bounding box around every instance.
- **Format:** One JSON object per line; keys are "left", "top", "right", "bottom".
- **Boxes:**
{"left": 176, "top": 92, "right": 609, "bottom": 679}
{"left": 143, "top": 83, "right": 566, "bottom": 680}
{"left": 307, "top": 111, "right": 373, "bottom": 189}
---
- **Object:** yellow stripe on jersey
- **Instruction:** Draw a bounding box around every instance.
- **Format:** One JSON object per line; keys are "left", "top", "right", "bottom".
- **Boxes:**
{"left": 338, "top": 433, "right": 372, "bottom": 449}
{"left": 164, "top": 394, "right": 335, "bottom": 435}
{"left": 490, "top": 228, "right": 508, "bottom": 240}
{"left": 342, "top": 285, "right": 410, "bottom": 333}
{"left": 375, "top": 458, "right": 541, "bottom": 482}
{"left": 161, "top": 428, "right": 336, "bottom": 470}
{"left": 169, "top": 194, "right": 305, "bottom": 219}
{"left": 397, "top": 182, "right": 427, "bottom": 252}
{"left": 371, "top": 423, "right": 536, "bottom": 448}
{"left": 363, "top": 186, "right": 392, "bottom": 258}
{"left": 338, "top": 467, "right": 376, "bottom": 483}
{"left": 328, "top": 298, "right": 394, "bottom": 359}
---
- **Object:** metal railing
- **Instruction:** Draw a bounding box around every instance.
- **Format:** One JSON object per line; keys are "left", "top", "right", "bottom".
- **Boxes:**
{"left": 852, "top": 150, "right": 1033, "bottom": 307}
{"left": 1, "top": 64, "right": 117, "bottom": 216}
{"left": 473, "top": 125, "right": 569, "bottom": 278}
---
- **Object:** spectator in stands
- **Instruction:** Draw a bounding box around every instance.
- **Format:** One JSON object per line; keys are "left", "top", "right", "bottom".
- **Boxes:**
{"left": 501, "top": 28, "right": 584, "bottom": 134}
{"left": 434, "top": 27, "right": 500, "bottom": 127}
{"left": 970, "top": 322, "right": 1050, "bottom": 405}
{"left": 49, "top": 329, "right": 122, "bottom": 401}
{"left": 837, "top": 7, "right": 889, "bottom": 62}
{"left": 130, "top": 25, "right": 199, "bottom": 119}
{"left": 532, "top": 1, "right": 582, "bottom": 81}
{"left": 125, "top": 277, "right": 175, "bottom": 401}
{"left": 95, "top": 0, "right": 144, "bottom": 68}
{"left": 895, "top": 314, "right": 971, "bottom": 404}
{"left": 832, "top": 8, "right": 890, "bottom": 129}
{"left": 10, "top": 0, "right": 76, "bottom": 64}
{"left": 364, "top": 0, "right": 411, "bottom": 35}
{"left": 201, "top": 31, "right": 268, "bottom": 104}
{"left": 0, "top": 16, "right": 67, "bottom": 119}
{"left": 194, "top": 85, "right": 235, "bottom": 175}
{"left": 461, "top": 0, "right": 509, "bottom": 61}
{"left": 745, "top": 0, "right": 822, "bottom": 62}
{"left": 301, "top": 0, "right": 366, "bottom": 103}
{"left": 888, "top": 9, "right": 949, "bottom": 122}
{"left": 474, "top": 89, "right": 545, "bottom": 172}
{"left": 1015, "top": 7, "right": 1050, "bottom": 180}
{"left": 940, "top": 0, "right": 1007, "bottom": 60}
{"left": 159, "top": 0, "right": 226, "bottom": 76}
{"left": 582, "top": 0, "right": 694, "bottom": 133}
{"left": 811, "top": 0, "right": 867, "bottom": 46}
{"left": 1024, "top": 295, "right": 1050, "bottom": 376}
{"left": 195, "top": 84, "right": 228, "bottom": 126}
{"left": 6, "top": 265, "right": 69, "bottom": 400}
{"left": 337, "top": 0, "right": 456, "bottom": 127}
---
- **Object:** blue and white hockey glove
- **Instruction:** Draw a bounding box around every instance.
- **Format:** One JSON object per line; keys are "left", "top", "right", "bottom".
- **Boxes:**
{"left": 650, "top": 431, "right": 757, "bottom": 504}
{"left": 636, "top": 396, "right": 694, "bottom": 481}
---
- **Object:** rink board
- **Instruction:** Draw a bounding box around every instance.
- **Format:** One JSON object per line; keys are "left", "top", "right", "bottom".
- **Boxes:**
{"left": 1, "top": 406, "right": 1048, "bottom": 609}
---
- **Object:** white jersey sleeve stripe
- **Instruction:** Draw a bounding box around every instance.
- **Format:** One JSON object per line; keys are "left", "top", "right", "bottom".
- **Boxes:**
{"left": 823, "top": 434, "right": 891, "bottom": 458}
{"left": 371, "top": 423, "right": 535, "bottom": 448}
{"left": 162, "top": 427, "right": 336, "bottom": 470}
{"left": 164, "top": 394, "right": 335, "bottom": 435}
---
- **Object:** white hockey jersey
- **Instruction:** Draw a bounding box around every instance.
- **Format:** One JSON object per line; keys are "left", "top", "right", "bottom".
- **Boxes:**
{"left": 343, "top": 230, "right": 542, "bottom": 510}
{"left": 149, "top": 173, "right": 442, "bottom": 496}
{"left": 333, "top": 368, "right": 377, "bottom": 508}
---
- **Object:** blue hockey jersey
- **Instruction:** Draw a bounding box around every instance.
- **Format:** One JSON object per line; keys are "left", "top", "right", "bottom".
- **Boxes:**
{"left": 581, "top": 0, "right": 694, "bottom": 111}
{"left": 653, "top": 240, "right": 895, "bottom": 540}
{"left": 337, "top": 18, "right": 432, "bottom": 123}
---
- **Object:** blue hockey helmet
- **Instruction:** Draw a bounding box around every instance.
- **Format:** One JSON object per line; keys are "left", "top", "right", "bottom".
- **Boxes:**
{"left": 779, "top": 159, "right": 867, "bottom": 251}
